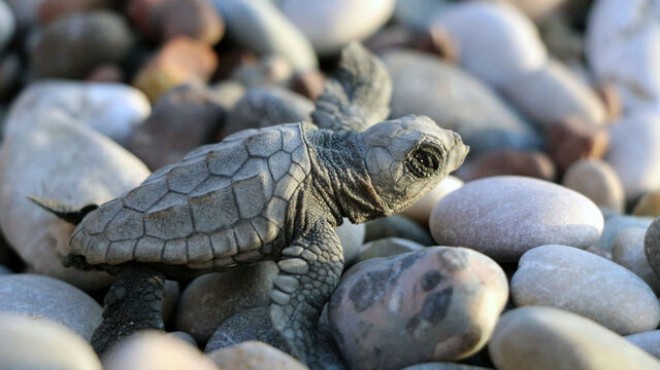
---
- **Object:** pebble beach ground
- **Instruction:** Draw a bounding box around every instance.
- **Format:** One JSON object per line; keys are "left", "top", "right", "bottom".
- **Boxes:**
{"left": 1, "top": 0, "right": 660, "bottom": 369}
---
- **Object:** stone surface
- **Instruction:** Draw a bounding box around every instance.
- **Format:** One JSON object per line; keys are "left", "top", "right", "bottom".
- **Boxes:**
{"left": 0, "top": 274, "right": 102, "bottom": 340}
{"left": 161, "top": 0, "right": 224, "bottom": 45}
{"left": 606, "top": 111, "right": 660, "bottom": 202}
{"left": 545, "top": 117, "right": 610, "bottom": 172}
{"left": 0, "top": 87, "right": 150, "bottom": 290}
{"left": 644, "top": 216, "right": 660, "bottom": 279}
{"left": 627, "top": 330, "right": 660, "bottom": 360}
{"left": 432, "top": 1, "right": 548, "bottom": 90}
{"left": 511, "top": 244, "right": 660, "bottom": 334}
{"left": 337, "top": 219, "right": 366, "bottom": 265}
{"left": 329, "top": 247, "right": 508, "bottom": 370}
{"left": 127, "top": 83, "right": 226, "bottom": 169}
{"left": 104, "top": 331, "right": 219, "bottom": 370}
{"left": 400, "top": 175, "right": 463, "bottom": 226}
{"left": 430, "top": 176, "right": 604, "bottom": 262}
{"left": 29, "top": 10, "right": 133, "bottom": 79}
{"left": 175, "top": 262, "right": 278, "bottom": 344}
{"left": 212, "top": 0, "right": 317, "bottom": 72}
{"left": 37, "top": 0, "right": 106, "bottom": 24}
{"left": 597, "top": 215, "right": 653, "bottom": 253}
{"left": 351, "top": 237, "right": 425, "bottom": 266}
{"left": 0, "top": 313, "right": 102, "bottom": 370}
{"left": 401, "top": 363, "right": 493, "bottom": 370}
{"left": 277, "top": 0, "right": 395, "bottom": 55}
{"left": 382, "top": 49, "right": 541, "bottom": 156}
{"left": 489, "top": 306, "right": 660, "bottom": 370}
{"left": 208, "top": 341, "right": 308, "bottom": 370}
{"left": 364, "top": 215, "right": 434, "bottom": 246}
{"left": 230, "top": 55, "right": 294, "bottom": 88}
{"left": 613, "top": 227, "right": 660, "bottom": 294}
{"left": 455, "top": 149, "right": 556, "bottom": 182}
{"left": 634, "top": 190, "right": 660, "bottom": 217}
{"left": 562, "top": 158, "right": 625, "bottom": 213}
{"left": 132, "top": 37, "right": 218, "bottom": 102}
{"left": 0, "top": 0, "right": 15, "bottom": 52}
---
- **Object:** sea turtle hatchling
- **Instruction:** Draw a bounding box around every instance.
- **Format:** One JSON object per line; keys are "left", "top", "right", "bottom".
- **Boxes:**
{"left": 34, "top": 114, "right": 468, "bottom": 367}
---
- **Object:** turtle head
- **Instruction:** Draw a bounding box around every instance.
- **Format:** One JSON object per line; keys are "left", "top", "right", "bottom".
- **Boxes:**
{"left": 357, "top": 115, "right": 468, "bottom": 219}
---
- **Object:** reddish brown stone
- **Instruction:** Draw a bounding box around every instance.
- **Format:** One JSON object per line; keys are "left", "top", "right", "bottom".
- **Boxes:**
{"left": 545, "top": 118, "right": 610, "bottom": 172}
{"left": 364, "top": 25, "right": 457, "bottom": 62}
{"left": 290, "top": 69, "right": 325, "bottom": 101}
{"left": 160, "top": 0, "right": 224, "bottom": 45}
{"left": 38, "top": 0, "right": 106, "bottom": 24}
{"left": 455, "top": 149, "right": 556, "bottom": 182}
{"left": 126, "top": 0, "right": 170, "bottom": 39}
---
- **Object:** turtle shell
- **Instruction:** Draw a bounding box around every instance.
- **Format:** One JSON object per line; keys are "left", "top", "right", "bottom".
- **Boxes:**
{"left": 69, "top": 123, "right": 312, "bottom": 269}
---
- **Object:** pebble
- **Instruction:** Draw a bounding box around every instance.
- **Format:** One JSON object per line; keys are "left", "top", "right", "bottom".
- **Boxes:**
{"left": 401, "top": 363, "right": 493, "bottom": 370}
{"left": 633, "top": 189, "right": 660, "bottom": 217}
{"left": 103, "top": 331, "right": 219, "bottom": 370}
{"left": 544, "top": 117, "right": 610, "bottom": 171}
{"left": 400, "top": 175, "right": 463, "bottom": 226}
{"left": 612, "top": 227, "right": 660, "bottom": 295}
{"left": 430, "top": 176, "right": 604, "bottom": 262}
{"left": 337, "top": 219, "right": 366, "bottom": 265}
{"left": 276, "top": 0, "right": 395, "bottom": 55}
{"left": 364, "top": 215, "right": 434, "bottom": 246}
{"left": 454, "top": 149, "right": 556, "bottom": 182}
{"left": 0, "top": 0, "right": 15, "bottom": 52}
{"left": 207, "top": 341, "right": 308, "bottom": 370}
{"left": 328, "top": 247, "right": 508, "bottom": 370}
{"left": 230, "top": 55, "right": 294, "bottom": 88}
{"left": 29, "top": 10, "right": 133, "bottom": 79}
{"left": 382, "top": 49, "right": 541, "bottom": 155}
{"left": 431, "top": 1, "right": 548, "bottom": 90}
{"left": 351, "top": 237, "right": 425, "bottom": 266}
{"left": 132, "top": 36, "right": 218, "bottom": 102}
{"left": 127, "top": 83, "right": 226, "bottom": 169}
{"left": 0, "top": 52, "right": 21, "bottom": 100}
{"left": 0, "top": 88, "right": 150, "bottom": 290}
{"left": 605, "top": 111, "right": 660, "bottom": 202}
{"left": 626, "top": 330, "right": 660, "bottom": 360}
{"left": 0, "top": 274, "right": 102, "bottom": 339}
{"left": 160, "top": 0, "right": 224, "bottom": 45}
{"left": 4, "top": 0, "right": 43, "bottom": 35}
{"left": 222, "top": 86, "right": 312, "bottom": 137}
{"left": 175, "top": 262, "right": 277, "bottom": 344}
{"left": 644, "top": 216, "right": 660, "bottom": 278}
{"left": 597, "top": 214, "right": 653, "bottom": 253}
{"left": 489, "top": 306, "right": 660, "bottom": 370}
{"left": 212, "top": 0, "right": 317, "bottom": 72}
{"left": 511, "top": 244, "right": 660, "bottom": 335}
{"left": 37, "top": 0, "right": 105, "bottom": 24}
{"left": 562, "top": 158, "right": 625, "bottom": 214}
{"left": 0, "top": 313, "right": 102, "bottom": 370}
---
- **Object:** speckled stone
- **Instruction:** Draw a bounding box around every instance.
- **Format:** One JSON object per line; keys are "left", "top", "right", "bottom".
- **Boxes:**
{"left": 430, "top": 176, "right": 604, "bottom": 262}
{"left": 597, "top": 215, "right": 653, "bottom": 253}
{"left": 329, "top": 247, "right": 509, "bottom": 370}
{"left": 626, "top": 330, "right": 660, "bottom": 360}
{"left": 454, "top": 149, "right": 556, "bottom": 182}
{"left": 432, "top": 1, "right": 548, "bottom": 90}
{"left": 489, "top": 306, "right": 660, "bottom": 370}
{"left": 634, "top": 190, "right": 660, "bottom": 217}
{"left": 606, "top": 111, "right": 660, "bottom": 202}
{"left": 562, "top": 158, "right": 625, "bottom": 213}
{"left": 365, "top": 215, "right": 434, "bottom": 246}
{"left": 0, "top": 274, "right": 102, "bottom": 340}
{"left": 0, "top": 0, "right": 15, "bottom": 52}
{"left": 207, "top": 341, "right": 308, "bottom": 370}
{"left": 29, "top": 10, "right": 133, "bottom": 79}
{"left": 400, "top": 175, "right": 463, "bottom": 226}
{"left": 511, "top": 244, "right": 660, "bottom": 335}
{"left": 175, "top": 262, "right": 278, "bottom": 344}
{"left": 104, "top": 331, "right": 219, "bottom": 370}
{"left": 382, "top": 49, "right": 541, "bottom": 156}
{"left": 0, "top": 313, "right": 102, "bottom": 370}
{"left": 612, "top": 227, "right": 660, "bottom": 294}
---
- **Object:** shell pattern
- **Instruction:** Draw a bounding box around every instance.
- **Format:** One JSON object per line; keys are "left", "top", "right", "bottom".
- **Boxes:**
{"left": 69, "top": 123, "right": 312, "bottom": 269}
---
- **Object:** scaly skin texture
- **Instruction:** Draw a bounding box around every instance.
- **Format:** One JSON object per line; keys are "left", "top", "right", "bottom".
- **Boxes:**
{"left": 65, "top": 115, "right": 468, "bottom": 366}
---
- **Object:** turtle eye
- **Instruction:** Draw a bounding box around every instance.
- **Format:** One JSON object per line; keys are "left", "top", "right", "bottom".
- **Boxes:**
{"left": 407, "top": 144, "right": 441, "bottom": 178}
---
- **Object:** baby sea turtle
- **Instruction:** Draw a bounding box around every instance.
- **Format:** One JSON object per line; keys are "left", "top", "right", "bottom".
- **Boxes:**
{"left": 35, "top": 115, "right": 467, "bottom": 367}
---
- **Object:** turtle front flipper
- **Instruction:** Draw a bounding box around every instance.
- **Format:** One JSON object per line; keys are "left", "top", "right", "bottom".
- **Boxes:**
{"left": 91, "top": 266, "right": 166, "bottom": 354}
{"left": 270, "top": 219, "right": 344, "bottom": 368}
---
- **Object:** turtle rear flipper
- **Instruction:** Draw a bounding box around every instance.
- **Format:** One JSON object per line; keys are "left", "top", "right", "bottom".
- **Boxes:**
{"left": 28, "top": 196, "right": 98, "bottom": 225}
{"left": 312, "top": 42, "right": 392, "bottom": 132}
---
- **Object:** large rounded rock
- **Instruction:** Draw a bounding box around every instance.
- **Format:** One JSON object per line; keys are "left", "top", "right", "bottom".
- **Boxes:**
{"left": 489, "top": 306, "right": 660, "bottom": 370}
{"left": 0, "top": 313, "right": 102, "bottom": 370}
{"left": 562, "top": 158, "right": 625, "bottom": 213}
{"left": 511, "top": 244, "right": 660, "bottom": 335}
{"left": 0, "top": 274, "right": 102, "bottom": 340}
{"left": 382, "top": 49, "right": 541, "bottom": 156}
{"left": 328, "top": 247, "right": 508, "bottom": 370}
{"left": 430, "top": 176, "right": 604, "bottom": 262}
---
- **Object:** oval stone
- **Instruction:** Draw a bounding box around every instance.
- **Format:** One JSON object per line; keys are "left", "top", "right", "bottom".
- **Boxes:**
{"left": 328, "top": 247, "right": 508, "bottom": 370}
{"left": 511, "top": 244, "right": 660, "bottom": 334}
{"left": 627, "top": 330, "right": 660, "bottom": 360}
{"left": 400, "top": 175, "right": 463, "bottom": 226}
{"left": 489, "top": 306, "right": 660, "bottom": 370}
{"left": 208, "top": 341, "right": 307, "bottom": 370}
{"left": 430, "top": 176, "right": 604, "bottom": 262}
{"left": 562, "top": 158, "right": 625, "bottom": 214}
{"left": 613, "top": 227, "right": 660, "bottom": 294}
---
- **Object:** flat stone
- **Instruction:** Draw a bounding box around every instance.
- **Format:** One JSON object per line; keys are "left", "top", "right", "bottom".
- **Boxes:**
{"left": 430, "top": 176, "right": 604, "bottom": 262}
{"left": 489, "top": 306, "right": 660, "bottom": 370}
{"left": 511, "top": 244, "right": 660, "bottom": 335}
{"left": 207, "top": 341, "right": 308, "bottom": 370}
{"left": 103, "top": 331, "right": 219, "bottom": 370}
{"left": 382, "top": 49, "right": 541, "bottom": 156}
{"left": 328, "top": 247, "right": 508, "bottom": 370}
{"left": 455, "top": 149, "right": 555, "bottom": 182}
{"left": 626, "top": 330, "right": 660, "bottom": 360}
{"left": 276, "top": 0, "right": 395, "bottom": 55}
{"left": 562, "top": 158, "right": 625, "bottom": 214}
{"left": 612, "top": 227, "right": 660, "bottom": 295}
{"left": 0, "top": 274, "right": 102, "bottom": 340}
{"left": 0, "top": 313, "right": 102, "bottom": 370}
{"left": 175, "top": 262, "right": 277, "bottom": 344}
